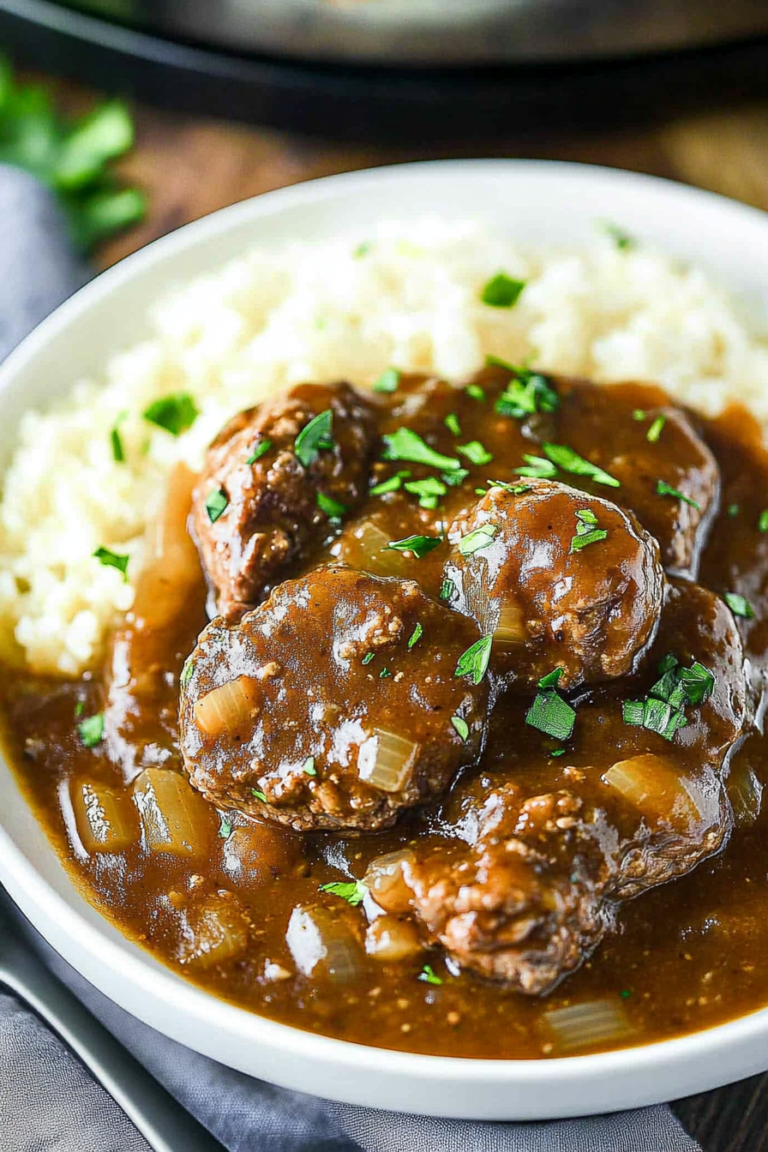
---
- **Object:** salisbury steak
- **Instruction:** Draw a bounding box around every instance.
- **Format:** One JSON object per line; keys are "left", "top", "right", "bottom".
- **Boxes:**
{"left": 179, "top": 566, "right": 489, "bottom": 831}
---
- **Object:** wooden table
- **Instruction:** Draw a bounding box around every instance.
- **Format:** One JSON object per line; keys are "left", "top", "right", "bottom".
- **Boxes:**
{"left": 51, "top": 77, "right": 768, "bottom": 1151}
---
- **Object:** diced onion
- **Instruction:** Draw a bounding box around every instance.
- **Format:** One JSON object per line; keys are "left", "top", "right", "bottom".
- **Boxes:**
{"left": 493, "top": 599, "right": 527, "bottom": 646}
{"left": 71, "top": 779, "right": 138, "bottom": 854}
{"left": 358, "top": 729, "right": 419, "bottom": 794}
{"left": 363, "top": 849, "right": 415, "bottom": 913}
{"left": 543, "top": 999, "right": 635, "bottom": 1054}
{"left": 194, "top": 676, "right": 262, "bottom": 739}
{"left": 223, "top": 821, "right": 301, "bottom": 884}
{"left": 333, "top": 521, "right": 407, "bottom": 577}
{"left": 603, "top": 754, "right": 702, "bottom": 825}
{"left": 133, "top": 767, "right": 215, "bottom": 855}
{"left": 178, "top": 894, "right": 249, "bottom": 970}
{"left": 133, "top": 463, "right": 201, "bottom": 628}
{"left": 286, "top": 905, "right": 362, "bottom": 983}
{"left": 727, "top": 762, "right": 763, "bottom": 827}
{"left": 365, "top": 915, "right": 422, "bottom": 961}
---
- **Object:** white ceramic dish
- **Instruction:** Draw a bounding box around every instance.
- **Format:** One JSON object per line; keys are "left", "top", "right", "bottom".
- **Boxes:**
{"left": 2, "top": 160, "right": 768, "bottom": 1119}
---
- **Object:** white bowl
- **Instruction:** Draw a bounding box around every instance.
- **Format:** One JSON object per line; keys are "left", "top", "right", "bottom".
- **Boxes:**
{"left": 2, "top": 160, "right": 768, "bottom": 1120}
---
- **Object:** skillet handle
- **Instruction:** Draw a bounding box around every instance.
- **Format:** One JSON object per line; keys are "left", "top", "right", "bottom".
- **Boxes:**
{"left": 2, "top": 945, "right": 227, "bottom": 1152}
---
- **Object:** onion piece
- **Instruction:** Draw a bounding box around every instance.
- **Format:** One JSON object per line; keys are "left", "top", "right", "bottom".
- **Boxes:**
{"left": 358, "top": 729, "right": 419, "bottom": 793}
{"left": 333, "top": 520, "right": 407, "bottom": 577}
{"left": 363, "top": 849, "right": 415, "bottom": 913}
{"left": 71, "top": 779, "right": 138, "bottom": 853}
{"left": 133, "top": 767, "right": 215, "bottom": 855}
{"left": 727, "top": 761, "right": 763, "bottom": 827}
{"left": 223, "top": 822, "right": 302, "bottom": 885}
{"left": 132, "top": 463, "right": 201, "bottom": 628}
{"left": 178, "top": 894, "right": 249, "bottom": 970}
{"left": 493, "top": 599, "right": 527, "bottom": 646}
{"left": 286, "top": 905, "right": 362, "bottom": 983}
{"left": 543, "top": 999, "right": 636, "bottom": 1054}
{"left": 365, "top": 915, "right": 422, "bottom": 961}
{"left": 194, "top": 676, "right": 262, "bottom": 740}
{"left": 603, "top": 753, "right": 702, "bottom": 825}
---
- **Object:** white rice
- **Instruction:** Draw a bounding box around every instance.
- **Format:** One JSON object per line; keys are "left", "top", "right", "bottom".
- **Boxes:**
{"left": 2, "top": 218, "right": 768, "bottom": 676}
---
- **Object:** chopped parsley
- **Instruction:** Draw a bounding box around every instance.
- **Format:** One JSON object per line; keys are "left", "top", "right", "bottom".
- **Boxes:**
{"left": 515, "top": 454, "right": 559, "bottom": 480}
{"left": 656, "top": 479, "right": 701, "bottom": 510}
{"left": 295, "top": 409, "right": 334, "bottom": 468}
{"left": 353, "top": 240, "right": 372, "bottom": 258}
{"left": 441, "top": 468, "right": 469, "bottom": 487}
{"left": 418, "top": 964, "right": 443, "bottom": 985}
{"left": 465, "top": 383, "right": 485, "bottom": 401}
{"left": 303, "top": 756, "right": 317, "bottom": 777}
{"left": 760, "top": 510, "right": 768, "bottom": 532}
{"left": 246, "top": 439, "right": 272, "bottom": 464}
{"left": 385, "top": 534, "right": 443, "bottom": 559}
{"left": 525, "top": 677, "right": 576, "bottom": 742}
{"left": 727, "top": 504, "right": 740, "bottom": 518}
{"left": 623, "top": 654, "right": 715, "bottom": 741}
{"left": 724, "top": 592, "right": 755, "bottom": 619}
{"left": 316, "top": 492, "right": 347, "bottom": 519}
{"left": 205, "top": 488, "right": 228, "bottom": 524}
{"left": 455, "top": 635, "right": 493, "bottom": 685}
{"left": 494, "top": 366, "right": 559, "bottom": 420}
{"left": 602, "top": 221, "right": 636, "bottom": 251}
{"left": 487, "top": 479, "right": 531, "bottom": 496}
{"left": 480, "top": 273, "right": 526, "bottom": 308}
{"left": 404, "top": 476, "right": 447, "bottom": 509}
{"left": 251, "top": 788, "right": 268, "bottom": 802}
{"left": 451, "top": 716, "right": 469, "bottom": 741}
{"left": 445, "top": 413, "right": 461, "bottom": 436}
{"left": 110, "top": 423, "right": 125, "bottom": 463}
{"left": 646, "top": 415, "right": 666, "bottom": 443}
{"left": 570, "top": 508, "right": 608, "bottom": 553}
{"left": 542, "top": 443, "right": 620, "bottom": 488}
{"left": 93, "top": 546, "right": 129, "bottom": 580}
{"left": 440, "top": 578, "right": 456, "bottom": 601}
{"left": 319, "top": 880, "right": 367, "bottom": 907}
{"left": 362, "top": 652, "right": 375, "bottom": 665}
{"left": 142, "top": 393, "right": 198, "bottom": 437}
{"left": 538, "top": 668, "right": 564, "bottom": 689}
{"left": 78, "top": 712, "right": 104, "bottom": 748}
{"left": 382, "top": 428, "right": 461, "bottom": 472}
{"left": 180, "top": 658, "right": 193, "bottom": 688}
{"left": 457, "top": 440, "right": 493, "bottom": 467}
{"left": 370, "top": 470, "right": 410, "bottom": 496}
{"left": 633, "top": 409, "right": 646, "bottom": 421}
{"left": 408, "top": 623, "right": 423, "bottom": 649}
{"left": 74, "top": 701, "right": 85, "bottom": 718}
{"left": 458, "top": 523, "right": 499, "bottom": 556}
{"left": 373, "top": 367, "right": 401, "bottom": 394}
{"left": 218, "top": 817, "right": 232, "bottom": 839}
{"left": 379, "top": 668, "right": 392, "bottom": 679}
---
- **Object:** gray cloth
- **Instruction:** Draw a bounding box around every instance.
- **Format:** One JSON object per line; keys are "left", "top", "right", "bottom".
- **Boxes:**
{"left": 0, "top": 163, "right": 701, "bottom": 1152}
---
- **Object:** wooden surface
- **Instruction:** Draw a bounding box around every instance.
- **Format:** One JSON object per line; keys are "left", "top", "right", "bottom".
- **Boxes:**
{"left": 49, "top": 77, "right": 768, "bottom": 1150}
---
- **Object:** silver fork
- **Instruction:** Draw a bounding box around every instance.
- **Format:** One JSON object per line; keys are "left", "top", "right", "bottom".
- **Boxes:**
{"left": 0, "top": 886, "right": 227, "bottom": 1152}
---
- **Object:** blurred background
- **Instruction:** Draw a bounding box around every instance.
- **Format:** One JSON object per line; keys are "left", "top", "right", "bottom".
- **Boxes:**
{"left": 1, "top": 0, "right": 768, "bottom": 275}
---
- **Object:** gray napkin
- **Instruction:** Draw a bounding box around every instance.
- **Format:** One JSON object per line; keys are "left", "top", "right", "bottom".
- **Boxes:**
{"left": 0, "top": 164, "right": 701, "bottom": 1152}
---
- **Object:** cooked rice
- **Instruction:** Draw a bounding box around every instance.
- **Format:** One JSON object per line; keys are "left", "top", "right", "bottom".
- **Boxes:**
{"left": 2, "top": 218, "right": 767, "bottom": 675}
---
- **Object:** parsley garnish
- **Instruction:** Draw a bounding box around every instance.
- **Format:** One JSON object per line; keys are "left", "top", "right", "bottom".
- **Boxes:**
{"left": 759, "top": 510, "right": 768, "bottom": 532}
{"left": 727, "top": 504, "right": 740, "bottom": 518}
{"left": 440, "top": 578, "right": 456, "bottom": 601}
{"left": 317, "top": 492, "right": 347, "bottom": 519}
{"left": 514, "top": 455, "right": 559, "bottom": 480}
{"left": 246, "top": 439, "right": 272, "bottom": 464}
{"left": 78, "top": 712, "right": 104, "bottom": 748}
{"left": 542, "top": 443, "right": 620, "bottom": 488}
{"left": 370, "top": 470, "right": 410, "bottom": 496}
{"left": 480, "top": 273, "right": 526, "bottom": 308}
{"left": 455, "top": 635, "right": 493, "bottom": 685}
{"left": 93, "top": 546, "right": 129, "bottom": 579}
{"left": 251, "top": 788, "right": 268, "bottom": 802}
{"left": 441, "top": 468, "right": 469, "bottom": 487}
{"left": 525, "top": 674, "right": 576, "bottom": 742}
{"left": 656, "top": 479, "right": 701, "bottom": 510}
{"left": 646, "top": 416, "right": 666, "bottom": 443}
{"left": 381, "top": 428, "right": 461, "bottom": 472}
{"left": 205, "top": 489, "right": 228, "bottom": 524}
{"left": 373, "top": 367, "right": 401, "bottom": 394}
{"left": 457, "top": 441, "right": 493, "bottom": 467}
{"left": 143, "top": 394, "right": 198, "bottom": 437}
{"left": 451, "top": 716, "right": 469, "bottom": 741}
{"left": 633, "top": 409, "right": 646, "bottom": 421}
{"left": 445, "top": 413, "right": 461, "bottom": 436}
{"left": 110, "top": 424, "right": 125, "bottom": 463}
{"left": 623, "top": 654, "right": 714, "bottom": 741}
{"left": 458, "top": 523, "right": 499, "bottom": 556}
{"left": 319, "top": 880, "right": 367, "bottom": 907}
{"left": 418, "top": 964, "right": 443, "bottom": 985}
{"left": 218, "top": 817, "right": 232, "bottom": 839}
{"left": 724, "top": 592, "right": 755, "bottom": 619}
{"left": 74, "top": 701, "right": 84, "bottom": 718}
{"left": 570, "top": 508, "right": 608, "bottom": 553}
{"left": 465, "top": 383, "right": 485, "bottom": 401}
{"left": 362, "top": 653, "right": 375, "bottom": 665}
{"left": 404, "top": 476, "right": 447, "bottom": 509}
{"left": 538, "top": 668, "right": 564, "bottom": 689}
{"left": 385, "top": 534, "right": 443, "bottom": 559}
{"left": 180, "top": 658, "right": 193, "bottom": 688}
{"left": 295, "top": 409, "right": 334, "bottom": 467}
{"left": 353, "top": 240, "right": 372, "bottom": 258}
{"left": 602, "top": 222, "right": 636, "bottom": 250}
{"left": 408, "top": 623, "right": 423, "bottom": 649}
{"left": 493, "top": 365, "right": 558, "bottom": 419}
{"left": 379, "top": 668, "right": 392, "bottom": 679}
{"left": 487, "top": 479, "right": 531, "bottom": 495}
{"left": 303, "top": 756, "right": 317, "bottom": 777}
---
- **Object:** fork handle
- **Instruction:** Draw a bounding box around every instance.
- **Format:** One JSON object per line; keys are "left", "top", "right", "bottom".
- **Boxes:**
{"left": 2, "top": 949, "right": 227, "bottom": 1152}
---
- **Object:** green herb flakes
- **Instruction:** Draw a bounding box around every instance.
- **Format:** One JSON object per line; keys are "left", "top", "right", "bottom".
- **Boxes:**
{"left": 538, "top": 668, "right": 564, "bottom": 689}
{"left": 451, "top": 716, "right": 469, "bottom": 741}
{"left": 440, "top": 578, "right": 456, "bottom": 601}
{"left": 457, "top": 441, "right": 493, "bottom": 467}
{"left": 727, "top": 504, "right": 740, "bottom": 518}
{"left": 445, "top": 413, "right": 461, "bottom": 436}
{"left": 362, "top": 652, "right": 375, "bottom": 665}
{"left": 180, "top": 659, "right": 193, "bottom": 688}
{"left": 480, "top": 273, "right": 526, "bottom": 309}
{"left": 633, "top": 409, "right": 646, "bottom": 421}
{"left": 295, "top": 409, "right": 334, "bottom": 467}
{"left": 514, "top": 454, "right": 559, "bottom": 480}
{"left": 570, "top": 508, "right": 608, "bottom": 553}
{"left": 455, "top": 635, "right": 493, "bottom": 685}
{"left": 656, "top": 479, "right": 701, "bottom": 510}
{"left": 382, "top": 428, "right": 461, "bottom": 472}
{"left": 542, "top": 443, "right": 620, "bottom": 488}
{"left": 353, "top": 240, "right": 372, "bottom": 258}
{"left": 441, "top": 468, "right": 469, "bottom": 487}
{"left": 247, "top": 439, "right": 272, "bottom": 464}
{"left": 379, "top": 667, "right": 392, "bottom": 679}
{"left": 760, "top": 510, "right": 768, "bottom": 532}
{"left": 724, "top": 592, "right": 755, "bottom": 619}
{"left": 205, "top": 489, "right": 228, "bottom": 524}
{"left": 370, "top": 471, "right": 409, "bottom": 496}
{"left": 623, "top": 654, "right": 714, "bottom": 741}
{"left": 93, "top": 546, "right": 129, "bottom": 580}
{"left": 317, "top": 492, "right": 347, "bottom": 519}
{"left": 602, "top": 222, "right": 636, "bottom": 251}
{"left": 385, "top": 534, "right": 443, "bottom": 559}
{"left": 525, "top": 687, "right": 576, "bottom": 742}
{"left": 494, "top": 368, "right": 558, "bottom": 420}
{"left": 465, "top": 383, "right": 485, "bottom": 401}
{"left": 319, "top": 880, "right": 367, "bottom": 907}
{"left": 487, "top": 479, "right": 531, "bottom": 496}
{"left": 303, "top": 757, "right": 318, "bottom": 777}
{"left": 143, "top": 393, "right": 198, "bottom": 437}
{"left": 218, "top": 817, "right": 232, "bottom": 839}
{"left": 74, "top": 701, "right": 85, "bottom": 718}
{"left": 251, "top": 788, "right": 268, "bottom": 802}
{"left": 408, "top": 623, "right": 423, "bottom": 649}
{"left": 646, "top": 416, "right": 666, "bottom": 443}
{"left": 110, "top": 425, "right": 125, "bottom": 463}
{"left": 458, "top": 523, "right": 499, "bottom": 556}
{"left": 373, "top": 367, "right": 401, "bottom": 394}
{"left": 404, "top": 476, "right": 447, "bottom": 509}
{"left": 418, "top": 964, "right": 443, "bottom": 985}
{"left": 78, "top": 712, "right": 104, "bottom": 748}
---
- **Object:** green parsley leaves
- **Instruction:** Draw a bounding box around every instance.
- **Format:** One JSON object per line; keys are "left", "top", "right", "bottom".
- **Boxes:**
{"left": 381, "top": 428, "right": 460, "bottom": 472}
{"left": 457, "top": 440, "right": 493, "bottom": 467}
{"left": 303, "top": 757, "right": 318, "bottom": 777}
{"left": 319, "top": 880, "right": 367, "bottom": 907}
{"left": 373, "top": 367, "right": 401, "bottom": 394}
{"left": 205, "top": 489, "right": 228, "bottom": 524}
{"left": 295, "top": 409, "right": 334, "bottom": 467}
{"left": 656, "top": 479, "right": 701, "bottom": 510}
{"left": 93, "top": 546, "right": 129, "bottom": 579}
{"left": 759, "top": 510, "right": 768, "bottom": 533}
{"left": 570, "top": 508, "right": 607, "bottom": 554}
{"left": 515, "top": 455, "right": 559, "bottom": 480}
{"left": 408, "top": 623, "right": 423, "bottom": 649}
{"left": 218, "top": 817, "right": 232, "bottom": 840}
{"left": 541, "top": 443, "right": 620, "bottom": 488}
{"left": 418, "top": 964, "right": 443, "bottom": 985}
{"left": 646, "top": 416, "right": 666, "bottom": 443}
{"left": 143, "top": 393, "right": 199, "bottom": 437}
{"left": 525, "top": 669, "right": 576, "bottom": 742}
{"left": 404, "top": 476, "right": 447, "bottom": 509}
{"left": 451, "top": 716, "right": 469, "bottom": 741}
{"left": 246, "top": 439, "right": 272, "bottom": 465}
{"left": 78, "top": 712, "right": 105, "bottom": 748}
{"left": 623, "top": 654, "right": 715, "bottom": 741}
{"left": 316, "top": 492, "right": 347, "bottom": 519}
{"left": 440, "top": 578, "right": 456, "bottom": 601}
{"left": 455, "top": 635, "right": 493, "bottom": 685}
{"left": 724, "top": 592, "right": 755, "bottom": 619}
{"left": 251, "top": 788, "right": 268, "bottom": 802}
{"left": 445, "top": 413, "right": 461, "bottom": 436}
{"left": 480, "top": 273, "right": 526, "bottom": 308}
{"left": 602, "top": 222, "right": 636, "bottom": 251}
{"left": 386, "top": 534, "right": 443, "bottom": 559}
{"left": 492, "top": 362, "right": 559, "bottom": 420}
{"left": 458, "top": 523, "right": 499, "bottom": 556}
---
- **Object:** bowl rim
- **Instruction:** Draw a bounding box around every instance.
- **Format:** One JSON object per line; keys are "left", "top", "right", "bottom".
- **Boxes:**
{"left": 2, "top": 156, "right": 768, "bottom": 1103}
